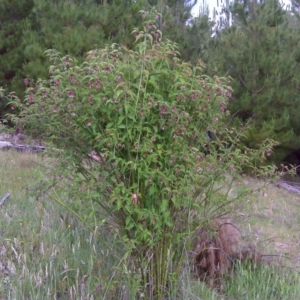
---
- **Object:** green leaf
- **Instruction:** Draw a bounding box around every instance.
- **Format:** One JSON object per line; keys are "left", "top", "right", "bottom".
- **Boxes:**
{"left": 114, "top": 89, "right": 124, "bottom": 99}
{"left": 160, "top": 199, "right": 168, "bottom": 212}
{"left": 147, "top": 34, "right": 153, "bottom": 44}
{"left": 125, "top": 216, "right": 134, "bottom": 230}
{"left": 149, "top": 185, "right": 157, "bottom": 197}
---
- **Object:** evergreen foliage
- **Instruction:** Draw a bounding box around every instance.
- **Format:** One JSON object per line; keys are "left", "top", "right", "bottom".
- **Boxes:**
{"left": 180, "top": 12, "right": 215, "bottom": 64}
{"left": 0, "top": 0, "right": 34, "bottom": 110}
{"left": 206, "top": 0, "right": 300, "bottom": 164}
{"left": 145, "top": 1, "right": 217, "bottom": 68}
{"left": 0, "top": 0, "right": 147, "bottom": 100}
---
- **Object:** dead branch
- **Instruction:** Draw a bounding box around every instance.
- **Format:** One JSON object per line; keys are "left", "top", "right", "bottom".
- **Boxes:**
{"left": 0, "top": 141, "right": 46, "bottom": 152}
{"left": 0, "top": 193, "right": 10, "bottom": 206}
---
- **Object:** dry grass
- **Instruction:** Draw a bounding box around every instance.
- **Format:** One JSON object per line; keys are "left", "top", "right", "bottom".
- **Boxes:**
{"left": 230, "top": 176, "right": 300, "bottom": 269}
{"left": 0, "top": 150, "right": 42, "bottom": 198}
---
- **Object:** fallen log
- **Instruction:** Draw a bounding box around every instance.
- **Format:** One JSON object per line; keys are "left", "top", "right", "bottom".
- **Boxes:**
{"left": 0, "top": 141, "right": 46, "bottom": 152}
{"left": 276, "top": 180, "right": 300, "bottom": 194}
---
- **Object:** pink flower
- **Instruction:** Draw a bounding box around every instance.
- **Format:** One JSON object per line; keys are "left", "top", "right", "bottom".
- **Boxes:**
{"left": 132, "top": 193, "right": 138, "bottom": 205}
{"left": 68, "top": 90, "right": 74, "bottom": 98}
{"left": 65, "top": 57, "right": 70, "bottom": 69}
{"left": 117, "top": 75, "right": 123, "bottom": 84}
{"left": 69, "top": 74, "right": 75, "bottom": 83}
{"left": 220, "top": 103, "right": 225, "bottom": 112}
{"left": 196, "top": 155, "right": 202, "bottom": 163}
{"left": 88, "top": 94, "right": 93, "bottom": 104}
{"left": 160, "top": 105, "right": 167, "bottom": 115}
{"left": 28, "top": 93, "right": 34, "bottom": 104}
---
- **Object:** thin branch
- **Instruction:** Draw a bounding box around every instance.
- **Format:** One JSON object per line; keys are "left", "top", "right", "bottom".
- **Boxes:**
{"left": 238, "top": 74, "right": 253, "bottom": 93}
{"left": 0, "top": 193, "right": 10, "bottom": 206}
{"left": 218, "top": 222, "right": 242, "bottom": 236}
{"left": 255, "top": 84, "right": 265, "bottom": 94}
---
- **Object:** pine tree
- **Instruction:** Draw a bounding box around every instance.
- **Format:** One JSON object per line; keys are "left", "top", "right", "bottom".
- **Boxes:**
{"left": 292, "top": 0, "right": 300, "bottom": 12}
{"left": 0, "top": 0, "right": 34, "bottom": 98}
{"left": 152, "top": 0, "right": 199, "bottom": 53}
{"left": 1, "top": 0, "right": 147, "bottom": 101}
{"left": 206, "top": 0, "right": 300, "bottom": 164}
{"left": 178, "top": 4, "right": 216, "bottom": 64}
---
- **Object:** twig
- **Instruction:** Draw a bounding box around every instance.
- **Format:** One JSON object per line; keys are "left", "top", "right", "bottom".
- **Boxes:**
{"left": 0, "top": 193, "right": 10, "bottom": 206}
{"left": 218, "top": 222, "right": 242, "bottom": 236}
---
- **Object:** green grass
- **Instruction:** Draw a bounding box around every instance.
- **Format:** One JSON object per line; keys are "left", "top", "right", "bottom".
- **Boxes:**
{"left": 223, "top": 262, "right": 300, "bottom": 300}
{"left": 0, "top": 150, "right": 300, "bottom": 299}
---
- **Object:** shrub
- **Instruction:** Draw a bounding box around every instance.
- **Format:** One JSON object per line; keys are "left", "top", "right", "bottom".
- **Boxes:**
{"left": 8, "top": 9, "right": 276, "bottom": 299}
